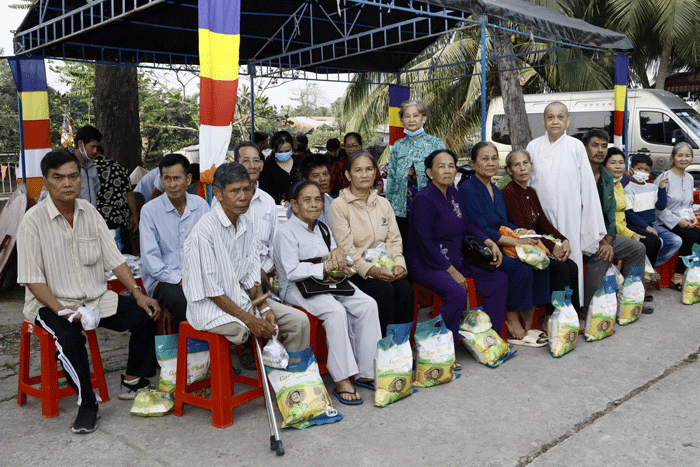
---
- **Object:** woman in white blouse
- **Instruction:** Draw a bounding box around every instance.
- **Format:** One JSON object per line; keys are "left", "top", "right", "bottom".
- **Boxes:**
{"left": 273, "top": 180, "right": 381, "bottom": 405}
{"left": 655, "top": 142, "right": 700, "bottom": 289}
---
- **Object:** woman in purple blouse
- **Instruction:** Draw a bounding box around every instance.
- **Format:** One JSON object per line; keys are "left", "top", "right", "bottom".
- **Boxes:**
{"left": 406, "top": 149, "right": 508, "bottom": 356}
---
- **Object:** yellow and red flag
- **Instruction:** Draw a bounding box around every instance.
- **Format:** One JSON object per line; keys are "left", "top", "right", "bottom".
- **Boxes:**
{"left": 7, "top": 56, "right": 51, "bottom": 198}
{"left": 198, "top": 0, "right": 240, "bottom": 185}
{"left": 613, "top": 54, "right": 629, "bottom": 151}
{"left": 388, "top": 84, "right": 410, "bottom": 147}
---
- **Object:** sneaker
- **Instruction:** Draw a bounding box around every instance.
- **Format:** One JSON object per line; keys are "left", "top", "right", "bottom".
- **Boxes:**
{"left": 118, "top": 375, "right": 150, "bottom": 400}
{"left": 71, "top": 404, "right": 99, "bottom": 434}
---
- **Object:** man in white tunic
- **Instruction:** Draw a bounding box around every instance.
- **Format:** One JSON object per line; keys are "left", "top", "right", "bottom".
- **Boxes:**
{"left": 182, "top": 162, "right": 308, "bottom": 354}
{"left": 526, "top": 102, "right": 607, "bottom": 307}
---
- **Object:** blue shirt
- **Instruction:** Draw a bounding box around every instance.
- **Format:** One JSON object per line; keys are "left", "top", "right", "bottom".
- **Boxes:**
{"left": 135, "top": 167, "right": 164, "bottom": 202}
{"left": 459, "top": 175, "right": 517, "bottom": 242}
{"left": 139, "top": 192, "right": 210, "bottom": 295}
{"left": 386, "top": 132, "right": 444, "bottom": 217}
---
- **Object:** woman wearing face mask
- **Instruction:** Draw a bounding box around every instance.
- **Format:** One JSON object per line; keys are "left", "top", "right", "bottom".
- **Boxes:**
{"left": 603, "top": 148, "right": 662, "bottom": 270}
{"left": 259, "top": 130, "right": 302, "bottom": 205}
{"left": 385, "top": 100, "right": 445, "bottom": 244}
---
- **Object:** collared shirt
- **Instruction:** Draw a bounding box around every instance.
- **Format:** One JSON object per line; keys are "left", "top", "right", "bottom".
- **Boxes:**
{"left": 139, "top": 192, "right": 210, "bottom": 296}
{"left": 286, "top": 192, "right": 334, "bottom": 226}
{"left": 386, "top": 132, "right": 445, "bottom": 217}
{"left": 244, "top": 185, "right": 278, "bottom": 273}
{"left": 273, "top": 214, "right": 336, "bottom": 302}
{"left": 183, "top": 202, "right": 260, "bottom": 331}
{"left": 134, "top": 167, "right": 164, "bottom": 202}
{"left": 94, "top": 156, "right": 131, "bottom": 229}
{"left": 17, "top": 196, "right": 125, "bottom": 321}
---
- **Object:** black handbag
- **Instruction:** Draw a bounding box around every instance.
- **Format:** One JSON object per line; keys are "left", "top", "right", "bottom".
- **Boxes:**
{"left": 461, "top": 235, "right": 496, "bottom": 271}
{"left": 295, "top": 222, "right": 355, "bottom": 298}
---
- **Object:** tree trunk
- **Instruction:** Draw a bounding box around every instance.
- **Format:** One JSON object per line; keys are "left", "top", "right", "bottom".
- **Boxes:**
{"left": 654, "top": 41, "right": 673, "bottom": 90}
{"left": 493, "top": 27, "right": 532, "bottom": 150}
{"left": 94, "top": 65, "right": 141, "bottom": 171}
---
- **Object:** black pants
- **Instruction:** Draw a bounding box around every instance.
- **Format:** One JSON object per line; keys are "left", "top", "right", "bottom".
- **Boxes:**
{"left": 627, "top": 224, "right": 662, "bottom": 267}
{"left": 349, "top": 274, "right": 414, "bottom": 337}
{"left": 35, "top": 295, "right": 157, "bottom": 407}
{"left": 670, "top": 225, "right": 700, "bottom": 273}
{"left": 153, "top": 282, "right": 187, "bottom": 333}
{"left": 395, "top": 216, "right": 410, "bottom": 251}
{"left": 548, "top": 257, "right": 579, "bottom": 313}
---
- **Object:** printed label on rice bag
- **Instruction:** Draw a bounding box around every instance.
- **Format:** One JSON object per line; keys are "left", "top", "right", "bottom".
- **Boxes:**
{"left": 618, "top": 299, "right": 642, "bottom": 325}
{"left": 460, "top": 329, "right": 510, "bottom": 367}
{"left": 551, "top": 324, "right": 579, "bottom": 357}
{"left": 585, "top": 315, "right": 614, "bottom": 341}
{"left": 375, "top": 343, "right": 413, "bottom": 407}
{"left": 682, "top": 281, "right": 700, "bottom": 305}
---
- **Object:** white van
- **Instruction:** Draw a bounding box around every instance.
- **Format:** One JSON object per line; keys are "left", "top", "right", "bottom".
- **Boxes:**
{"left": 486, "top": 89, "right": 700, "bottom": 183}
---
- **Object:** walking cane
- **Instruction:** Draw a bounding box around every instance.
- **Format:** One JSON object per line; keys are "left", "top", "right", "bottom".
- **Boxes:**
{"left": 248, "top": 291, "right": 285, "bottom": 456}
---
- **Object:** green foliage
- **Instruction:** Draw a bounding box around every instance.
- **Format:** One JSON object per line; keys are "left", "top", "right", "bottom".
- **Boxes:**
{"left": 308, "top": 124, "right": 340, "bottom": 147}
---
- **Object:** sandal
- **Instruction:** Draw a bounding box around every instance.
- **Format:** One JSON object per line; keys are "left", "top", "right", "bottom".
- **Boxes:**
{"left": 669, "top": 282, "right": 683, "bottom": 292}
{"left": 644, "top": 294, "right": 654, "bottom": 302}
{"left": 353, "top": 379, "right": 375, "bottom": 391}
{"left": 333, "top": 388, "right": 363, "bottom": 405}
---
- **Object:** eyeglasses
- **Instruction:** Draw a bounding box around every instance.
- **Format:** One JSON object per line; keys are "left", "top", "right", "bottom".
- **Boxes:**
{"left": 345, "top": 143, "right": 361, "bottom": 150}
{"left": 50, "top": 172, "right": 80, "bottom": 182}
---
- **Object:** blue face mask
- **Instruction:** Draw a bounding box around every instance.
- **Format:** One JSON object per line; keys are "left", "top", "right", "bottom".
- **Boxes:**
{"left": 403, "top": 127, "right": 424, "bottom": 137}
{"left": 275, "top": 151, "right": 293, "bottom": 162}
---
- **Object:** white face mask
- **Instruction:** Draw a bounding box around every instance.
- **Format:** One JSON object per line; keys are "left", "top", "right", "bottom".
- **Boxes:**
{"left": 79, "top": 143, "right": 88, "bottom": 160}
{"left": 632, "top": 171, "right": 650, "bottom": 183}
{"left": 613, "top": 175, "right": 623, "bottom": 183}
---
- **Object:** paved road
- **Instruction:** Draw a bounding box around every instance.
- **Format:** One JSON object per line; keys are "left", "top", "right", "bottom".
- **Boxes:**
{"left": 0, "top": 286, "right": 698, "bottom": 466}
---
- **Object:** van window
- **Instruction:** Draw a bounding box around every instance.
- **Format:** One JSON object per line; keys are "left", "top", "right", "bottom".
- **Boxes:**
{"left": 639, "top": 111, "right": 687, "bottom": 146}
{"left": 492, "top": 111, "right": 613, "bottom": 144}
{"left": 673, "top": 109, "right": 700, "bottom": 148}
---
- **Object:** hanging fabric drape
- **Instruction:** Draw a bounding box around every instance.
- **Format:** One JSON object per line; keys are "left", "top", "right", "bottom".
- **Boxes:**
{"left": 613, "top": 54, "right": 629, "bottom": 151}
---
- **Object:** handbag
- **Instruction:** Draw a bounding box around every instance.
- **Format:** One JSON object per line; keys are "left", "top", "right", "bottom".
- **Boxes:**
{"left": 461, "top": 235, "right": 496, "bottom": 271}
{"left": 295, "top": 222, "right": 355, "bottom": 298}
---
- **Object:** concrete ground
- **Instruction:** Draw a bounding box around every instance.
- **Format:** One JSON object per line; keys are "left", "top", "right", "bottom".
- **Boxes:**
{"left": 0, "top": 285, "right": 698, "bottom": 466}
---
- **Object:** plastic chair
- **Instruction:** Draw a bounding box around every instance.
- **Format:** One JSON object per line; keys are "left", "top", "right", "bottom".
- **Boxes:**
{"left": 17, "top": 321, "right": 109, "bottom": 418}
{"left": 292, "top": 306, "right": 329, "bottom": 375}
{"left": 656, "top": 251, "right": 679, "bottom": 289}
{"left": 173, "top": 322, "right": 263, "bottom": 428}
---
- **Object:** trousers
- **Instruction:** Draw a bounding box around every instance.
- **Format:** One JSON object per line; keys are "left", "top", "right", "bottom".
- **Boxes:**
{"left": 584, "top": 235, "right": 646, "bottom": 306}
{"left": 349, "top": 274, "right": 413, "bottom": 336}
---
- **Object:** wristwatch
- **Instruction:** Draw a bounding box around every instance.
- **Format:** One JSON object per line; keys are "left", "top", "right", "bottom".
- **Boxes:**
{"left": 128, "top": 284, "right": 144, "bottom": 294}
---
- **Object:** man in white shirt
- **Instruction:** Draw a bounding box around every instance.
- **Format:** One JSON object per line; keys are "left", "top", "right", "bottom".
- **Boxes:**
{"left": 18, "top": 150, "right": 161, "bottom": 434}
{"left": 526, "top": 101, "right": 607, "bottom": 307}
{"left": 139, "top": 153, "right": 210, "bottom": 333}
{"left": 183, "top": 162, "right": 308, "bottom": 354}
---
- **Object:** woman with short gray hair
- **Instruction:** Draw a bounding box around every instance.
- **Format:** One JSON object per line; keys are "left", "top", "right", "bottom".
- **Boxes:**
{"left": 386, "top": 99, "right": 445, "bottom": 244}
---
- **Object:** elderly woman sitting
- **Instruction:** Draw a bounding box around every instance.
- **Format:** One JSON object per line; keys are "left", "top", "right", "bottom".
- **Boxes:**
{"left": 273, "top": 180, "right": 381, "bottom": 405}
{"left": 406, "top": 149, "right": 507, "bottom": 362}
{"left": 501, "top": 149, "right": 579, "bottom": 313}
{"left": 329, "top": 149, "right": 413, "bottom": 337}
{"left": 459, "top": 142, "right": 550, "bottom": 343}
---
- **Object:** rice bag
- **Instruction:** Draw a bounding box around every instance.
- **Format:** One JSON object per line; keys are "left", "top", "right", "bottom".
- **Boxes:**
{"left": 155, "top": 334, "right": 210, "bottom": 393}
{"left": 458, "top": 307, "right": 515, "bottom": 367}
{"left": 374, "top": 322, "right": 414, "bottom": 407}
{"left": 130, "top": 388, "right": 174, "bottom": 417}
{"left": 265, "top": 347, "right": 342, "bottom": 429}
{"left": 584, "top": 275, "right": 617, "bottom": 341}
{"left": 547, "top": 288, "right": 578, "bottom": 357}
{"left": 681, "top": 244, "right": 700, "bottom": 305}
{"left": 414, "top": 315, "right": 456, "bottom": 387}
{"left": 617, "top": 266, "right": 644, "bottom": 325}
{"left": 362, "top": 242, "right": 395, "bottom": 273}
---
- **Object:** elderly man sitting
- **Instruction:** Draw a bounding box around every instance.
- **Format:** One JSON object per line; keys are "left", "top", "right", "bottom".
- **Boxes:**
{"left": 182, "top": 162, "right": 309, "bottom": 356}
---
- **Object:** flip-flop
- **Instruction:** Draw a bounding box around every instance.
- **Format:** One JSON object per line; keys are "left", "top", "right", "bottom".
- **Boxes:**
{"left": 507, "top": 329, "right": 547, "bottom": 347}
{"left": 333, "top": 388, "right": 363, "bottom": 405}
{"left": 644, "top": 294, "right": 654, "bottom": 302}
{"left": 353, "top": 379, "right": 375, "bottom": 391}
{"left": 669, "top": 282, "right": 683, "bottom": 292}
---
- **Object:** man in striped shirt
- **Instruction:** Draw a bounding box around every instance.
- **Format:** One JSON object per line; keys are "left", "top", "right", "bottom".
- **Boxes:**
{"left": 18, "top": 150, "right": 161, "bottom": 434}
{"left": 183, "top": 162, "right": 308, "bottom": 356}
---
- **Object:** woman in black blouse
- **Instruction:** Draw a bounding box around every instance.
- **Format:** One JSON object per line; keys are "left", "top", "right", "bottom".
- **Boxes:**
{"left": 258, "top": 130, "right": 303, "bottom": 205}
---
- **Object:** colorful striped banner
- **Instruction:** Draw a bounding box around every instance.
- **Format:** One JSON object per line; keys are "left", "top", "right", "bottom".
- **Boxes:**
{"left": 613, "top": 54, "right": 629, "bottom": 151}
{"left": 198, "top": 0, "right": 240, "bottom": 185}
{"left": 388, "top": 84, "right": 411, "bottom": 147}
{"left": 7, "top": 56, "right": 51, "bottom": 198}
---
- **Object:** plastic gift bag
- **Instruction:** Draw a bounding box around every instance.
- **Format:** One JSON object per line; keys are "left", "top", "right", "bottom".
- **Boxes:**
{"left": 606, "top": 264, "right": 624, "bottom": 291}
{"left": 414, "top": 315, "right": 456, "bottom": 387}
{"left": 155, "top": 334, "right": 210, "bottom": 393}
{"left": 617, "top": 266, "right": 644, "bottom": 325}
{"left": 362, "top": 242, "right": 395, "bottom": 273}
{"left": 130, "top": 388, "right": 174, "bottom": 417}
{"left": 682, "top": 244, "right": 700, "bottom": 305}
{"left": 458, "top": 307, "right": 515, "bottom": 367}
{"left": 265, "top": 347, "right": 342, "bottom": 429}
{"left": 584, "top": 275, "right": 617, "bottom": 341}
{"left": 547, "top": 288, "right": 578, "bottom": 357}
{"left": 374, "top": 322, "right": 414, "bottom": 407}
{"left": 515, "top": 244, "right": 550, "bottom": 270}
{"left": 262, "top": 327, "right": 289, "bottom": 369}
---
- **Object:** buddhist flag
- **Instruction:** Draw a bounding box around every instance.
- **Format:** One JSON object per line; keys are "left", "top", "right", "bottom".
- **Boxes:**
{"left": 7, "top": 56, "right": 51, "bottom": 198}
{"left": 198, "top": 0, "right": 240, "bottom": 184}
{"left": 614, "top": 54, "right": 629, "bottom": 151}
{"left": 388, "top": 84, "right": 410, "bottom": 147}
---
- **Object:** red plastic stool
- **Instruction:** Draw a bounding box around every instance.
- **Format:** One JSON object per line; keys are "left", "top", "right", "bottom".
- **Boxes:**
{"left": 173, "top": 322, "right": 264, "bottom": 428}
{"left": 292, "top": 306, "right": 329, "bottom": 375}
{"left": 656, "top": 251, "right": 679, "bottom": 289}
{"left": 17, "top": 321, "right": 110, "bottom": 418}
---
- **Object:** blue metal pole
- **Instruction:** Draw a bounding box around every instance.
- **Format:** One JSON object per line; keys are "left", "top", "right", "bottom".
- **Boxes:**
{"left": 16, "top": 92, "right": 26, "bottom": 186}
{"left": 480, "top": 15, "right": 487, "bottom": 141}
{"left": 249, "top": 62, "right": 255, "bottom": 140}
